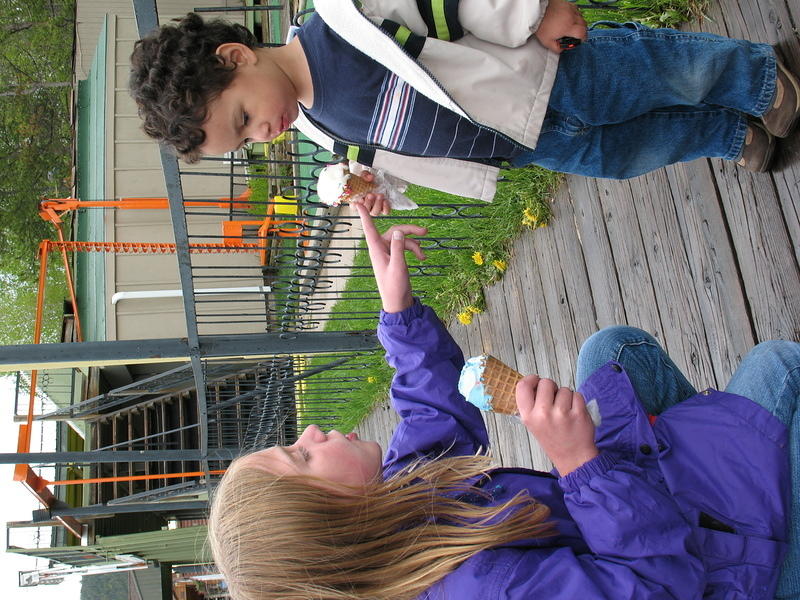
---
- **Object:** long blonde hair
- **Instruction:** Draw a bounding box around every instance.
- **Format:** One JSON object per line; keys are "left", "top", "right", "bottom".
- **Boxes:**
{"left": 208, "top": 453, "right": 554, "bottom": 600}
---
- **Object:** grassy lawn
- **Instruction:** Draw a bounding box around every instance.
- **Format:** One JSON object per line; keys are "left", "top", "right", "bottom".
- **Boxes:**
{"left": 302, "top": 167, "right": 560, "bottom": 432}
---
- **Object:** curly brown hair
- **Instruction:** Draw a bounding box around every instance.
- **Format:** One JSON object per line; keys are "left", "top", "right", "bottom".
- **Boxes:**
{"left": 129, "top": 13, "right": 257, "bottom": 163}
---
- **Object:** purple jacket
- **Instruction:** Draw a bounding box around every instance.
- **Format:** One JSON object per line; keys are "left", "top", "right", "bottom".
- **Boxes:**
{"left": 377, "top": 300, "right": 790, "bottom": 599}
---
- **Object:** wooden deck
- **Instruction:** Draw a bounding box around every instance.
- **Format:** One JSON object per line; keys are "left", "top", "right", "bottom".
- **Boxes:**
{"left": 356, "top": 0, "right": 800, "bottom": 470}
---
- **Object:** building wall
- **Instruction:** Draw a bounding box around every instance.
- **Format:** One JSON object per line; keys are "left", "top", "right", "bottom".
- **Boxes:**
{"left": 75, "top": 0, "right": 245, "bottom": 79}
{"left": 79, "top": 5, "right": 267, "bottom": 341}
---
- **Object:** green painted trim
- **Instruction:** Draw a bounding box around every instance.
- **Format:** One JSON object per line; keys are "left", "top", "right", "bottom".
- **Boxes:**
{"left": 74, "top": 16, "right": 108, "bottom": 342}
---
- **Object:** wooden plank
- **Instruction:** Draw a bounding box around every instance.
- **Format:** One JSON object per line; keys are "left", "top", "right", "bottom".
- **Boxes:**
{"left": 547, "top": 185, "right": 600, "bottom": 383}
{"left": 515, "top": 230, "right": 560, "bottom": 380}
{"left": 475, "top": 281, "right": 537, "bottom": 469}
{"left": 782, "top": 0, "right": 800, "bottom": 48}
{"left": 771, "top": 142, "right": 800, "bottom": 267}
{"left": 594, "top": 179, "right": 665, "bottom": 340}
{"left": 567, "top": 175, "right": 627, "bottom": 329}
{"left": 663, "top": 161, "right": 757, "bottom": 384}
{"left": 530, "top": 229, "right": 577, "bottom": 382}
{"left": 500, "top": 235, "right": 553, "bottom": 470}
{"left": 712, "top": 161, "right": 800, "bottom": 340}
{"left": 627, "top": 169, "right": 717, "bottom": 388}
{"left": 501, "top": 239, "right": 541, "bottom": 376}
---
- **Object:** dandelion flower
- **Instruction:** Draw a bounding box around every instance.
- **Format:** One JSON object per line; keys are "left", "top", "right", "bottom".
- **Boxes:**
{"left": 522, "top": 207, "right": 538, "bottom": 228}
{"left": 367, "top": 376, "right": 377, "bottom": 383}
{"left": 472, "top": 251, "right": 484, "bottom": 265}
{"left": 457, "top": 311, "right": 473, "bottom": 325}
{"left": 492, "top": 259, "right": 507, "bottom": 272}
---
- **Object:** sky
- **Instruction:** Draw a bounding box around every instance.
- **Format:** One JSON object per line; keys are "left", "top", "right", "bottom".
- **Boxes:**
{"left": 1, "top": 376, "right": 82, "bottom": 599}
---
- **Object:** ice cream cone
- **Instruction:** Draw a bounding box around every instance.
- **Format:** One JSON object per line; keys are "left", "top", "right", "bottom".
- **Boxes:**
{"left": 482, "top": 355, "right": 523, "bottom": 415}
{"left": 317, "top": 164, "right": 377, "bottom": 206}
{"left": 345, "top": 172, "right": 376, "bottom": 200}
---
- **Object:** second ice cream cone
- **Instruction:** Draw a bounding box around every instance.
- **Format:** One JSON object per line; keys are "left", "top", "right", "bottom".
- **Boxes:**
{"left": 345, "top": 173, "right": 376, "bottom": 200}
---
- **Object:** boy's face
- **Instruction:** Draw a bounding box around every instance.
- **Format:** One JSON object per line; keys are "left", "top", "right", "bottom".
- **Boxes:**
{"left": 246, "top": 424, "right": 383, "bottom": 491}
{"left": 200, "top": 46, "right": 299, "bottom": 155}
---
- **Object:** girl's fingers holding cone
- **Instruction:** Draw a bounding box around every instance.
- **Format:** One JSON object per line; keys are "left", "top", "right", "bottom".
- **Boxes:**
{"left": 515, "top": 375, "right": 541, "bottom": 417}
{"left": 554, "top": 386, "right": 575, "bottom": 414}
{"left": 534, "top": 378, "right": 558, "bottom": 408}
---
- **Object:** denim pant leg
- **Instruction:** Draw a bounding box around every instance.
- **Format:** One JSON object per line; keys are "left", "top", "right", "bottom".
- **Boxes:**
{"left": 513, "top": 23, "right": 777, "bottom": 179}
{"left": 515, "top": 104, "right": 748, "bottom": 178}
{"left": 725, "top": 341, "right": 800, "bottom": 599}
{"left": 576, "top": 325, "right": 697, "bottom": 415}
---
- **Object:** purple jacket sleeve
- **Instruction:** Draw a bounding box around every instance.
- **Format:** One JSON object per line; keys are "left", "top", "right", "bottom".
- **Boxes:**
{"left": 428, "top": 452, "right": 706, "bottom": 599}
{"left": 552, "top": 452, "right": 706, "bottom": 598}
{"left": 377, "top": 299, "right": 490, "bottom": 478}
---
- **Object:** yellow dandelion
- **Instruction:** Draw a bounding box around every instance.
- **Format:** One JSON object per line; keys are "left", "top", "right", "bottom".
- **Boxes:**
{"left": 367, "top": 376, "right": 377, "bottom": 383}
{"left": 466, "top": 305, "right": 482, "bottom": 314}
{"left": 457, "top": 311, "right": 473, "bottom": 325}
{"left": 492, "top": 259, "right": 507, "bottom": 271}
{"left": 472, "top": 251, "right": 484, "bottom": 265}
{"left": 522, "top": 207, "right": 538, "bottom": 228}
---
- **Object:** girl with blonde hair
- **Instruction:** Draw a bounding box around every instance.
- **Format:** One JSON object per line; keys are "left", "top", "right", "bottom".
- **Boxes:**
{"left": 209, "top": 203, "right": 796, "bottom": 600}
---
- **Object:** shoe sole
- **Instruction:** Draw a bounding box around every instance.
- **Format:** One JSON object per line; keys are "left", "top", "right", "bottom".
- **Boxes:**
{"left": 737, "top": 123, "right": 776, "bottom": 172}
{"left": 764, "top": 60, "right": 800, "bottom": 138}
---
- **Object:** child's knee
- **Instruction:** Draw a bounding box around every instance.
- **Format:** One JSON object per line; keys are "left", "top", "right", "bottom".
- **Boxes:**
{"left": 580, "top": 325, "right": 654, "bottom": 358}
{"left": 742, "top": 340, "right": 800, "bottom": 375}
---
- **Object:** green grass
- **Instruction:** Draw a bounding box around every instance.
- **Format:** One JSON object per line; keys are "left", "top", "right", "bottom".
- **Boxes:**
{"left": 297, "top": 167, "right": 560, "bottom": 431}
{"left": 582, "top": 0, "right": 709, "bottom": 28}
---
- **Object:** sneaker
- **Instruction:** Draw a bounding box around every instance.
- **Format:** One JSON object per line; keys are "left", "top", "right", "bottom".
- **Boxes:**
{"left": 761, "top": 60, "right": 800, "bottom": 138}
{"left": 736, "top": 122, "right": 775, "bottom": 172}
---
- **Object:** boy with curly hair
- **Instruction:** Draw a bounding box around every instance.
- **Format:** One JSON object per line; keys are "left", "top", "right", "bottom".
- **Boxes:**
{"left": 130, "top": 0, "right": 800, "bottom": 202}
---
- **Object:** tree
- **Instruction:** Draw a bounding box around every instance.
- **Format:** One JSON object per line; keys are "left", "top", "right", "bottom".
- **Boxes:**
{"left": 0, "top": 1, "right": 74, "bottom": 347}
{"left": 0, "top": 0, "right": 75, "bottom": 281}
{"left": 0, "top": 267, "right": 66, "bottom": 346}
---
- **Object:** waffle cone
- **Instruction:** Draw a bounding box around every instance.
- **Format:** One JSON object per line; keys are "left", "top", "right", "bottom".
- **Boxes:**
{"left": 345, "top": 173, "right": 377, "bottom": 200}
{"left": 483, "top": 356, "right": 523, "bottom": 415}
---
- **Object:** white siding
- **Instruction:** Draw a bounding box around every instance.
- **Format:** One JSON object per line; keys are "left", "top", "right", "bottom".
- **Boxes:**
{"left": 90, "top": 9, "right": 266, "bottom": 341}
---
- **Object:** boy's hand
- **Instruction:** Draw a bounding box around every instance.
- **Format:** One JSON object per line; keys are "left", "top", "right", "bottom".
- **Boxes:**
{"left": 356, "top": 203, "right": 427, "bottom": 313}
{"left": 353, "top": 172, "right": 390, "bottom": 216}
{"left": 535, "top": 0, "right": 587, "bottom": 54}
{"left": 516, "top": 375, "right": 599, "bottom": 476}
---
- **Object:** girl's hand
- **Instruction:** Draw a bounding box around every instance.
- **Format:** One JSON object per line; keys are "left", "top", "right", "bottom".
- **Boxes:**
{"left": 516, "top": 375, "right": 599, "bottom": 476}
{"left": 535, "top": 0, "right": 587, "bottom": 54}
{"left": 356, "top": 203, "right": 427, "bottom": 313}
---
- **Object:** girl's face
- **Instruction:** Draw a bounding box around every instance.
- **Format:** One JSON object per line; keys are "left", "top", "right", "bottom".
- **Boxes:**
{"left": 246, "top": 425, "right": 383, "bottom": 491}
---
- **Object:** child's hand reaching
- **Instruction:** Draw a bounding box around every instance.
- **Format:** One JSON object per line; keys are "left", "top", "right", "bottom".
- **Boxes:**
{"left": 515, "top": 375, "right": 599, "bottom": 476}
{"left": 535, "top": 0, "right": 587, "bottom": 54}
{"left": 356, "top": 203, "right": 427, "bottom": 313}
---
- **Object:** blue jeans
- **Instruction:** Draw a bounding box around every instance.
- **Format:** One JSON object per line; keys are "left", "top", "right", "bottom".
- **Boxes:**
{"left": 512, "top": 22, "right": 777, "bottom": 179}
{"left": 576, "top": 326, "right": 800, "bottom": 598}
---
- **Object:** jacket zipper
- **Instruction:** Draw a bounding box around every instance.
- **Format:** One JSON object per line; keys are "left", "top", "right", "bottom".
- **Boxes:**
{"left": 319, "top": 5, "right": 527, "bottom": 155}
